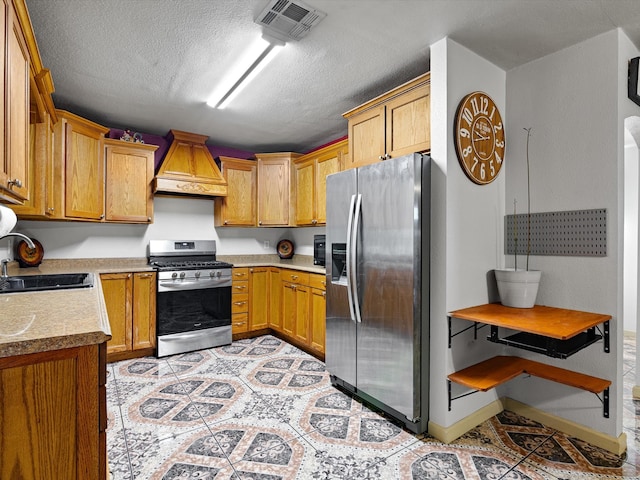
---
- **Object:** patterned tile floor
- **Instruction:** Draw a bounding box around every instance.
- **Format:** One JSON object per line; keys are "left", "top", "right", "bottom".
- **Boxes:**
{"left": 107, "top": 334, "right": 640, "bottom": 479}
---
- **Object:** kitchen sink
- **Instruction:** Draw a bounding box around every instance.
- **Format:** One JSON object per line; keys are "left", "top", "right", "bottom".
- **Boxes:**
{"left": 0, "top": 273, "right": 93, "bottom": 293}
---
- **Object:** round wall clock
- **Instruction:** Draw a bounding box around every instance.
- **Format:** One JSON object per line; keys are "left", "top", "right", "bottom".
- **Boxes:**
{"left": 454, "top": 91, "right": 505, "bottom": 185}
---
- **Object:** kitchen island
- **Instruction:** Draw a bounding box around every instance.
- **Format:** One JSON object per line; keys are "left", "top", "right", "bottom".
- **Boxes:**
{"left": 0, "top": 262, "right": 116, "bottom": 480}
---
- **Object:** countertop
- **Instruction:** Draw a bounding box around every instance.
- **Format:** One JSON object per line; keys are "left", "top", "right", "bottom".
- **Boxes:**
{"left": 0, "top": 255, "right": 324, "bottom": 359}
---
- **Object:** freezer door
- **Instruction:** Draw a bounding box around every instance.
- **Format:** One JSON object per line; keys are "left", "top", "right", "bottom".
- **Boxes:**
{"left": 325, "top": 168, "right": 358, "bottom": 386}
{"left": 355, "top": 154, "right": 423, "bottom": 421}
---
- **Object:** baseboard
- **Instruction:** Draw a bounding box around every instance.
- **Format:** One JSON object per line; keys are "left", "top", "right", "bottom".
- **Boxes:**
{"left": 428, "top": 399, "right": 503, "bottom": 444}
{"left": 503, "top": 397, "right": 627, "bottom": 455}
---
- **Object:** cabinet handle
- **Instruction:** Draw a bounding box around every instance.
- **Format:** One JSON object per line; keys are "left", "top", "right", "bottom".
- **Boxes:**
{"left": 47, "top": 207, "right": 55, "bottom": 212}
{"left": 7, "top": 178, "right": 22, "bottom": 188}
{"left": 235, "top": 322, "right": 246, "bottom": 326}
{"left": 147, "top": 217, "right": 152, "bottom": 222}
{"left": 259, "top": 221, "right": 262, "bottom": 225}
{"left": 322, "top": 292, "right": 326, "bottom": 297}
{"left": 234, "top": 273, "right": 244, "bottom": 276}
{"left": 233, "top": 301, "right": 246, "bottom": 306}
{"left": 224, "top": 220, "right": 229, "bottom": 225}
{"left": 234, "top": 285, "right": 246, "bottom": 290}
{"left": 138, "top": 273, "right": 153, "bottom": 278}
{"left": 312, "top": 219, "right": 317, "bottom": 225}
{"left": 250, "top": 268, "right": 253, "bottom": 273}
{"left": 291, "top": 275, "right": 298, "bottom": 280}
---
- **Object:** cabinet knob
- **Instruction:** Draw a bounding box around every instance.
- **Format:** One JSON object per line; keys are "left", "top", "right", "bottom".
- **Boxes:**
{"left": 224, "top": 220, "right": 228, "bottom": 225}
{"left": 379, "top": 155, "right": 385, "bottom": 160}
{"left": 47, "top": 207, "right": 55, "bottom": 212}
{"left": 147, "top": 217, "right": 151, "bottom": 222}
{"left": 312, "top": 219, "right": 317, "bottom": 225}
{"left": 322, "top": 292, "right": 326, "bottom": 297}
{"left": 385, "top": 154, "right": 392, "bottom": 160}
{"left": 99, "top": 214, "right": 105, "bottom": 219}
{"left": 258, "top": 221, "right": 262, "bottom": 226}
{"left": 7, "top": 178, "right": 22, "bottom": 188}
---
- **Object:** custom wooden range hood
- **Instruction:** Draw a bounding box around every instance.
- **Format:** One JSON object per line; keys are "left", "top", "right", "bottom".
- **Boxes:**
{"left": 154, "top": 129, "right": 228, "bottom": 197}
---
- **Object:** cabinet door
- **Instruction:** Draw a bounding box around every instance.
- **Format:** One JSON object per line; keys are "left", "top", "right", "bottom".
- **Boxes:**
{"left": 347, "top": 105, "right": 385, "bottom": 169}
{"left": 249, "top": 267, "right": 269, "bottom": 330}
{"left": 132, "top": 272, "right": 156, "bottom": 350}
{"left": 101, "top": 273, "right": 132, "bottom": 355}
{"left": 385, "top": 83, "right": 430, "bottom": 159}
{"left": 281, "top": 281, "right": 296, "bottom": 337}
{"left": 257, "top": 157, "right": 290, "bottom": 226}
{"left": 311, "top": 287, "right": 326, "bottom": 355}
{"left": 2, "top": 3, "right": 30, "bottom": 202}
{"left": 268, "top": 267, "right": 281, "bottom": 331}
{"left": 294, "top": 284, "right": 310, "bottom": 345}
{"left": 215, "top": 158, "right": 257, "bottom": 226}
{"left": 105, "top": 142, "right": 155, "bottom": 223}
{"left": 294, "top": 158, "right": 315, "bottom": 226}
{"left": 315, "top": 149, "right": 342, "bottom": 225}
{"left": 65, "top": 121, "right": 105, "bottom": 220}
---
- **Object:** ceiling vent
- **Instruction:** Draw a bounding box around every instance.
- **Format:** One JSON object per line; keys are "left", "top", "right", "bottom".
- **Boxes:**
{"left": 255, "top": 0, "right": 326, "bottom": 41}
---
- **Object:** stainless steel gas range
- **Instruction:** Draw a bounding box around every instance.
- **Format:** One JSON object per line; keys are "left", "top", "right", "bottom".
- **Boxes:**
{"left": 148, "top": 240, "right": 233, "bottom": 357}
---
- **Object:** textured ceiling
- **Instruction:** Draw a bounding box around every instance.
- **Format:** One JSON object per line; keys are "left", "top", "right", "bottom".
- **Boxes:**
{"left": 25, "top": 0, "right": 640, "bottom": 154}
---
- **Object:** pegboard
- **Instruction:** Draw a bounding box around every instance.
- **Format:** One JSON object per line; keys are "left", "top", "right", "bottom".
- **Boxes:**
{"left": 505, "top": 209, "right": 607, "bottom": 257}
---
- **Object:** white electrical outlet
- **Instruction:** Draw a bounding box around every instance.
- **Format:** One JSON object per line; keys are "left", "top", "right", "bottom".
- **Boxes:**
{"left": 263, "top": 241, "right": 270, "bottom": 249}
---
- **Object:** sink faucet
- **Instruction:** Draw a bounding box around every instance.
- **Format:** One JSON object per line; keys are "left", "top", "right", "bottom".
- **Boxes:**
{"left": 0, "top": 232, "right": 36, "bottom": 278}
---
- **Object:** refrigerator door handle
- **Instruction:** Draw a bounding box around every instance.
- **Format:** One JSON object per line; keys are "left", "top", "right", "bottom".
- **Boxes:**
{"left": 346, "top": 194, "right": 357, "bottom": 323}
{"left": 350, "top": 193, "right": 363, "bottom": 323}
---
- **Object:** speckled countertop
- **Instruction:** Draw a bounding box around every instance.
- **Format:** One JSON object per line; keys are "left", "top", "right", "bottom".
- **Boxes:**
{"left": 0, "top": 255, "right": 324, "bottom": 359}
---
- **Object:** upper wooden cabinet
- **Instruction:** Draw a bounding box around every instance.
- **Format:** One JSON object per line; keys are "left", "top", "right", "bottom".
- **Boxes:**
{"left": 214, "top": 156, "right": 257, "bottom": 227}
{"left": 343, "top": 72, "right": 430, "bottom": 169}
{"left": 51, "top": 110, "right": 110, "bottom": 220}
{"left": 294, "top": 139, "right": 347, "bottom": 226}
{"left": 0, "top": 0, "right": 31, "bottom": 204}
{"left": 255, "top": 152, "right": 301, "bottom": 227}
{"left": 104, "top": 139, "right": 157, "bottom": 223}
{"left": 154, "top": 129, "right": 227, "bottom": 198}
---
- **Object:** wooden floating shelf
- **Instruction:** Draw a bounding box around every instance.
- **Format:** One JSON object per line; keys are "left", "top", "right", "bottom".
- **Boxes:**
{"left": 447, "top": 355, "right": 610, "bottom": 417}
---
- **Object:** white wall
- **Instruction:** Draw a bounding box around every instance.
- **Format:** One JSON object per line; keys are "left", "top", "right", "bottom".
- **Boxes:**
{"left": 4, "top": 196, "right": 322, "bottom": 260}
{"left": 430, "top": 37, "right": 506, "bottom": 428}
{"left": 623, "top": 126, "right": 639, "bottom": 334}
{"left": 505, "top": 29, "right": 633, "bottom": 437}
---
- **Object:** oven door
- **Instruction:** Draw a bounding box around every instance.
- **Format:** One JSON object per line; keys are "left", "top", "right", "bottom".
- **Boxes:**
{"left": 156, "top": 277, "right": 231, "bottom": 336}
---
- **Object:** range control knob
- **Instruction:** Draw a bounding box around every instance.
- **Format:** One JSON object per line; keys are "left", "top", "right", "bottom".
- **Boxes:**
{"left": 171, "top": 272, "right": 178, "bottom": 279}
{"left": 209, "top": 271, "right": 215, "bottom": 277}
{"left": 195, "top": 271, "right": 201, "bottom": 278}
{"left": 179, "top": 272, "right": 186, "bottom": 279}
{"left": 215, "top": 271, "right": 222, "bottom": 278}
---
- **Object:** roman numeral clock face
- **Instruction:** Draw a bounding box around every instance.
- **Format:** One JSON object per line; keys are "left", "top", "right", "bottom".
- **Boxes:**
{"left": 454, "top": 92, "right": 505, "bottom": 184}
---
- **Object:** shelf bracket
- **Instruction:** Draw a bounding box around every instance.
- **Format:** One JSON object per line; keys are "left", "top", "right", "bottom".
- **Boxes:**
{"left": 448, "top": 317, "right": 485, "bottom": 348}
{"left": 596, "top": 387, "right": 610, "bottom": 418}
{"left": 447, "top": 379, "right": 481, "bottom": 411}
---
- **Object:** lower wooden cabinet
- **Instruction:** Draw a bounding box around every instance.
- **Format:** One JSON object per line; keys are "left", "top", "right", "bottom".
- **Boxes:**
{"left": 0, "top": 342, "right": 107, "bottom": 479}
{"left": 101, "top": 271, "right": 156, "bottom": 362}
{"left": 249, "top": 267, "right": 269, "bottom": 330}
{"left": 231, "top": 265, "right": 326, "bottom": 358}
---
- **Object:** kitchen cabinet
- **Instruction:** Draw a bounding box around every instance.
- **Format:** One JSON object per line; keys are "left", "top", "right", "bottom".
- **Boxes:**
{"left": 10, "top": 110, "right": 54, "bottom": 218}
{"left": 0, "top": 0, "right": 34, "bottom": 204}
{"left": 255, "top": 152, "right": 301, "bottom": 226}
{"left": 104, "top": 139, "right": 157, "bottom": 223}
{"left": 232, "top": 267, "right": 249, "bottom": 334}
{"left": 214, "top": 156, "right": 257, "bottom": 227}
{"left": 309, "top": 273, "right": 326, "bottom": 356}
{"left": 52, "top": 110, "right": 110, "bottom": 220}
{"left": 101, "top": 271, "right": 156, "bottom": 362}
{"left": 343, "top": 72, "right": 430, "bottom": 169}
{"left": 268, "top": 267, "right": 281, "bottom": 332}
{"left": 293, "top": 139, "right": 347, "bottom": 226}
{"left": 249, "top": 266, "right": 269, "bottom": 330}
{"left": 0, "top": 342, "right": 107, "bottom": 479}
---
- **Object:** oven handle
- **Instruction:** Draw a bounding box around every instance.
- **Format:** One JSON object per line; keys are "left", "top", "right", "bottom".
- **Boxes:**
{"left": 158, "top": 278, "right": 232, "bottom": 292}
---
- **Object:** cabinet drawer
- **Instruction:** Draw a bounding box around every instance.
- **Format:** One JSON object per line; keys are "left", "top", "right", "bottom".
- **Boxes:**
{"left": 309, "top": 274, "right": 326, "bottom": 290}
{"left": 281, "top": 269, "right": 310, "bottom": 285}
{"left": 232, "top": 280, "right": 249, "bottom": 293}
{"left": 232, "top": 294, "right": 249, "bottom": 313}
{"left": 232, "top": 313, "right": 249, "bottom": 333}
{"left": 233, "top": 268, "right": 249, "bottom": 282}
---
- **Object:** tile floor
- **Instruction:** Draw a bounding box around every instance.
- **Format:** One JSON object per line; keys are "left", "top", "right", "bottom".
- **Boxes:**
{"left": 107, "top": 334, "right": 640, "bottom": 479}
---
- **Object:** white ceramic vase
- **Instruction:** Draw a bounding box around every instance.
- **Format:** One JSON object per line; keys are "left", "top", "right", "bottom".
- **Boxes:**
{"left": 494, "top": 268, "right": 542, "bottom": 308}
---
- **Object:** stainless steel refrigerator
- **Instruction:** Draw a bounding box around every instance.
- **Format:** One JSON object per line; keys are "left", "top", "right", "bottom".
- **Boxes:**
{"left": 325, "top": 153, "right": 430, "bottom": 434}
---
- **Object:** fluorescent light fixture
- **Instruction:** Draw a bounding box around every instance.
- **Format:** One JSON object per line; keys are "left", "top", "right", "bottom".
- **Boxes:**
{"left": 207, "top": 35, "right": 284, "bottom": 109}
